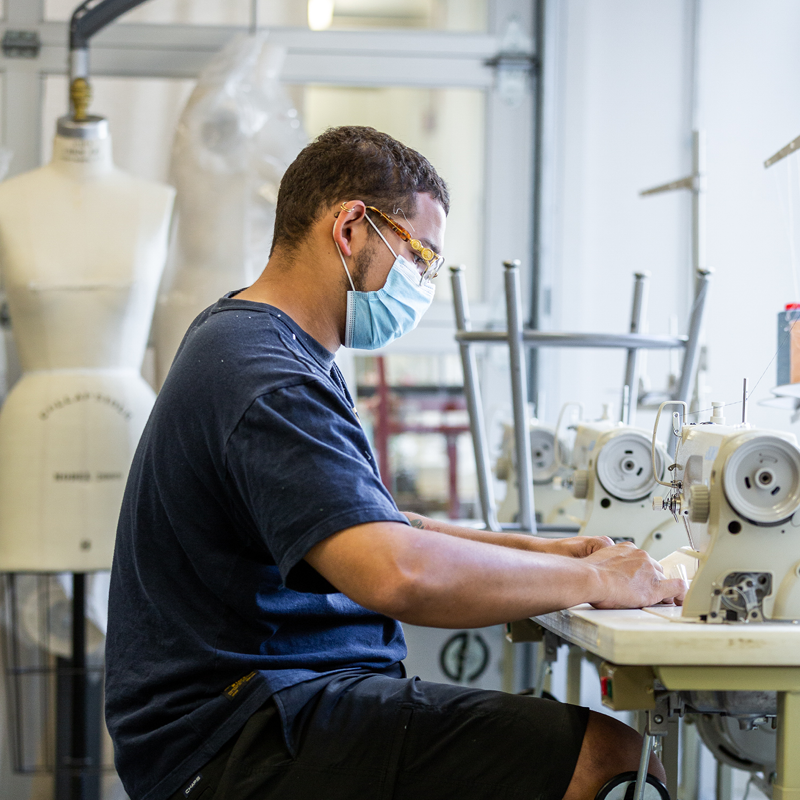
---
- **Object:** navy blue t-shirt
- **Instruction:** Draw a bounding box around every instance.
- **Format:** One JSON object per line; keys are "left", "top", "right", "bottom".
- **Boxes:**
{"left": 105, "top": 295, "right": 408, "bottom": 800}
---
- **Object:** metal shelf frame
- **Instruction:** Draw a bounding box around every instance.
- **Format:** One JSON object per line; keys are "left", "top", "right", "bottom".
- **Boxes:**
{"left": 451, "top": 261, "right": 712, "bottom": 534}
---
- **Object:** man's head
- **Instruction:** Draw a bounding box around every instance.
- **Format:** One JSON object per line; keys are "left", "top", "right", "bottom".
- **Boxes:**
{"left": 271, "top": 126, "right": 450, "bottom": 256}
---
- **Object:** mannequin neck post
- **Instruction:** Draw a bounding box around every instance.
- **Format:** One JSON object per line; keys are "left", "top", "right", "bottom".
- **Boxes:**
{"left": 51, "top": 116, "right": 114, "bottom": 178}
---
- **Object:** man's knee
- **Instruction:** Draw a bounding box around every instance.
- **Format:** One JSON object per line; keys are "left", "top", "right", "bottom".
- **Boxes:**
{"left": 562, "top": 710, "right": 666, "bottom": 800}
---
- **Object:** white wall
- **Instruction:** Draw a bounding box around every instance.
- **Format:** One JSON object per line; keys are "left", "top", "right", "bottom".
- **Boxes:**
{"left": 698, "top": 0, "right": 800, "bottom": 429}
{"left": 540, "top": 0, "right": 800, "bottom": 436}
{"left": 540, "top": 0, "right": 690, "bottom": 427}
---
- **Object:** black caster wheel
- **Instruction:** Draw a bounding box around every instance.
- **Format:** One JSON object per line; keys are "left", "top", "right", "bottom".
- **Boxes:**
{"left": 595, "top": 771, "right": 670, "bottom": 800}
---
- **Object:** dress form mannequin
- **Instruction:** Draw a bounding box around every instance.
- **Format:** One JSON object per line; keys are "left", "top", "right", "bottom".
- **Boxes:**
{"left": 0, "top": 114, "right": 174, "bottom": 571}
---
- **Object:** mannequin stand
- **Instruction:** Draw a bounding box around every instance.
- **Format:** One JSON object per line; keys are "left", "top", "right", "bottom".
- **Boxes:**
{"left": 55, "top": 573, "right": 101, "bottom": 800}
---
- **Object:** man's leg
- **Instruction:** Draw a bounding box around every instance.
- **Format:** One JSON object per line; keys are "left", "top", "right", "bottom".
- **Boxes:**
{"left": 563, "top": 711, "right": 666, "bottom": 800}
{"left": 169, "top": 676, "right": 667, "bottom": 800}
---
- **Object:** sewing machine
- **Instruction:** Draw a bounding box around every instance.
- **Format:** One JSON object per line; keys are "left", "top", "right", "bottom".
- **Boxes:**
{"left": 496, "top": 419, "right": 584, "bottom": 526}
{"left": 651, "top": 400, "right": 800, "bottom": 623}
{"left": 510, "top": 397, "right": 800, "bottom": 800}
{"left": 562, "top": 407, "right": 684, "bottom": 560}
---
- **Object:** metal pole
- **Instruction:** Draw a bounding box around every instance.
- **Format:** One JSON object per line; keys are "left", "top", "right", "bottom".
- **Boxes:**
{"left": 622, "top": 272, "right": 649, "bottom": 425}
{"left": 675, "top": 268, "right": 712, "bottom": 404}
{"left": 446, "top": 432, "right": 460, "bottom": 519}
{"left": 715, "top": 762, "right": 733, "bottom": 800}
{"left": 528, "top": 0, "right": 546, "bottom": 405}
{"left": 742, "top": 377, "right": 748, "bottom": 425}
{"left": 633, "top": 733, "right": 655, "bottom": 800}
{"left": 250, "top": 0, "right": 258, "bottom": 33}
{"left": 456, "top": 330, "right": 686, "bottom": 349}
{"left": 450, "top": 266, "right": 500, "bottom": 531}
{"left": 692, "top": 130, "right": 706, "bottom": 276}
{"left": 621, "top": 385, "right": 631, "bottom": 427}
{"left": 504, "top": 260, "right": 536, "bottom": 534}
{"left": 565, "top": 646, "right": 582, "bottom": 705}
{"left": 661, "top": 720, "right": 680, "bottom": 800}
{"left": 70, "top": 573, "right": 87, "bottom": 800}
{"left": 679, "top": 720, "right": 701, "bottom": 800}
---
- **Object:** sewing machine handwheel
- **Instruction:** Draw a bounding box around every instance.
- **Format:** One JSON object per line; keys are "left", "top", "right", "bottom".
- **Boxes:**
{"left": 595, "top": 771, "right": 670, "bottom": 800}
{"left": 573, "top": 470, "right": 589, "bottom": 499}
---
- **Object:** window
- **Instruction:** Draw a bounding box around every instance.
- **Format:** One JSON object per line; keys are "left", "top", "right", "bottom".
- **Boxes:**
{"left": 44, "top": 0, "right": 488, "bottom": 31}
{"left": 8, "top": 0, "right": 537, "bottom": 517}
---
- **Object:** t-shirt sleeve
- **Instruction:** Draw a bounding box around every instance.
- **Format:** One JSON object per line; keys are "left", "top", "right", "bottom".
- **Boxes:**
{"left": 225, "top": 378, "right": 408, "bottom": 592}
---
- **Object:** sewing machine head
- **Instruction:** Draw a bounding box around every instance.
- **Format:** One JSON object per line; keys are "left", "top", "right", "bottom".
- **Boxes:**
{"left": 496, "top": 418, "right": 568, "bottom": 485}
{"left": 652, "top": 401, "right": 800, "bottom": 622}
{"left": 652, "top": 402, "right": 742, "bottom": 553}
{"left": 566, "top": 414, "right": 682, "bottom": 557}
{"left": 496, "top": 418, "right": 581, "bottom": 525}
{"left": 564, "top": 404, "right": 620, "bottom": 473}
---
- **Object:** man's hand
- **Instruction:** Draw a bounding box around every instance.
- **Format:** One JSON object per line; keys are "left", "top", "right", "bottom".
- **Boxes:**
{"left": 541, "top": 535, "right": 614, "bottom": 559}
{"left": 584, "top": 542, "right": 687, "bottom": 609}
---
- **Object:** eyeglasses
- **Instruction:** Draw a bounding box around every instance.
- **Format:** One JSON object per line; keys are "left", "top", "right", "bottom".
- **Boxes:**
{"left": 365, "top": 206, "right": 444, "bottom": 281}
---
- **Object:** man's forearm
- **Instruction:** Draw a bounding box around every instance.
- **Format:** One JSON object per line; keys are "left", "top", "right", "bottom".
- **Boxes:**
{"left": 306, "top": 521, "right": 684, "bottom": 628}
{"left": 308, "top": 522, "right": 602, "bottom": 627}
{"left": 403, "top": 511, "right": 552, "bottom": 553}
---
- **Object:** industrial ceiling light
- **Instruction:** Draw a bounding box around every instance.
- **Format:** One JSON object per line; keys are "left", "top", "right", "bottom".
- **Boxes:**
{"left": 308, "top": 0, "right": 334, "bottom": 30}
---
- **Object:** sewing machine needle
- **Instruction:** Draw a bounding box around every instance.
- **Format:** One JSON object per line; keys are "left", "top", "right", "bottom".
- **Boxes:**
{"left": 682, "top": 515, "right": 697, "bottom": 551}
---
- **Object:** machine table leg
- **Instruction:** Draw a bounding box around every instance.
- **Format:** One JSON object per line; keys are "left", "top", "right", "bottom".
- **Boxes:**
{"left": 775, "top": 690, "right": 800, "bottom": 800}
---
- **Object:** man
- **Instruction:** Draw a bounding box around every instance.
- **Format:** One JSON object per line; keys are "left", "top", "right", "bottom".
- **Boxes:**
{"left": 106, "top": 126, "right": 686, "bottom": 800}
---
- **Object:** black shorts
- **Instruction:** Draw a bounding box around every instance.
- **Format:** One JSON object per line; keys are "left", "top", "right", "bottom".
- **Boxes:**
{"left": 170, "top": 674, "right": 589, "bottom": 800}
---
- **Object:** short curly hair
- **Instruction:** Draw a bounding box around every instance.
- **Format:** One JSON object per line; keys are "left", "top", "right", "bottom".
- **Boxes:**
{"left": 271, "top": 126, "right": 449, "bottom": 254}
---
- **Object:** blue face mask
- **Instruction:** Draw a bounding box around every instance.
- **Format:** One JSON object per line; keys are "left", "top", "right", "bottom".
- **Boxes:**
{"left": 336, "top": 215, "right": 435, "bottom": 350}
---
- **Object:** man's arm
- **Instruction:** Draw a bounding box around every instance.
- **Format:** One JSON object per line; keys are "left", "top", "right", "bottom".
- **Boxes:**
{"left": 304, "top": 521, "right": 685, "bottom": 629}
{"left": 402, "top": 511, "right": 613, "bottom": 559}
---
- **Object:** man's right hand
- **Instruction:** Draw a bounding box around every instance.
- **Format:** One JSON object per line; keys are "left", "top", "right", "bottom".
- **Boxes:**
{"left": 584, "top": 542, "right": 687, "bottom": 609}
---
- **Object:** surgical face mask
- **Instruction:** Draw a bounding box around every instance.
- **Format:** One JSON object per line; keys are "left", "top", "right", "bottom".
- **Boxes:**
{"left": 336, "top": 214, "right": 435, "bottom": 350}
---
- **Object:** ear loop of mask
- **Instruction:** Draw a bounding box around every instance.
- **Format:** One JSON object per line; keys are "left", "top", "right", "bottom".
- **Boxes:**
{"left": 364, "top": 214, "right": 398, "bottom": 259}
{"left": 334, "top": 211, "right": 399, "bottom": 293}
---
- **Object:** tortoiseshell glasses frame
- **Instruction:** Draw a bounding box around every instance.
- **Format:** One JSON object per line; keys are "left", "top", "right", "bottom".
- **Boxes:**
{"left": 365, "top": 206, "right": 444, "bottom": 282}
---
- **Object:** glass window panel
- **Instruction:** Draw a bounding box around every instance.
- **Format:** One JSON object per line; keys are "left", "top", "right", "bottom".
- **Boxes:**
{"left": 44, "top": 0, "right": 486, "bottom": 31}
{"left": 42, "top": 75, "right": 194, "bottom": 183}
{"left": 356, "top": 354, "right": 463, "bottom": 387}
{"left": 300, "top": 85, "right": 486, "bottom": 303}
{"left": 355, "top": 354, "right": 477, "bottom": 517}
{"left": 328, "top": 0, "right": 487, "bottom": 31}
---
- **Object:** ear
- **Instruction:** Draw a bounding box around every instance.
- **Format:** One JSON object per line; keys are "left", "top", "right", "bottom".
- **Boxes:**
{"left": 332, "top": 200, "right": 367, "bottom": 257}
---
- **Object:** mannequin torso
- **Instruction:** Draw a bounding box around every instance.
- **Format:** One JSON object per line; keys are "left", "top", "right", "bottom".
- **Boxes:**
{"left": 0, "top": 131, "right": 173, "bottom": 371}
{"left": 0, "top": 120, "right": 175, "bottom": 571}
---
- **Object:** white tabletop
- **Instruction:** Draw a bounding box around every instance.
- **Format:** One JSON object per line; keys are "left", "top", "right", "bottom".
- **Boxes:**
{"left": 533, "top": 604, "right": 800, "bottom": 666}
